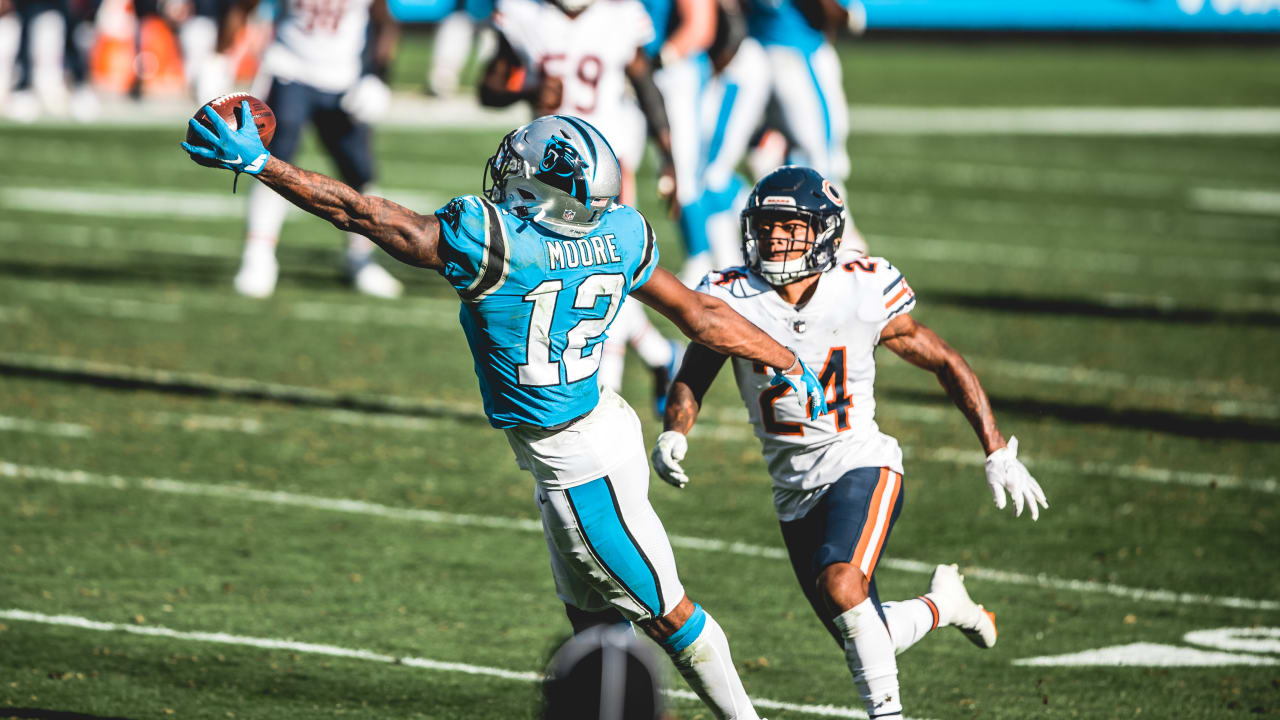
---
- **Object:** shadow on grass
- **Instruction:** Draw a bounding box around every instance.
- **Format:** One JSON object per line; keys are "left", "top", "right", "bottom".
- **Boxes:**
{"left": 883, "top": 387, "right": 1280, "bottom": 443}
{"left": 930, "top": 290, "right": 1280, "bottom": 327}
{"left": 0, "top": 709, "right": 136, "bottom": 720}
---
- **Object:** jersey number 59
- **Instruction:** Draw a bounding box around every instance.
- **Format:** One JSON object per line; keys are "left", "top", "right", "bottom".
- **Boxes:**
{"left": 517, "top": 273, "right": 624, "bottom": 386}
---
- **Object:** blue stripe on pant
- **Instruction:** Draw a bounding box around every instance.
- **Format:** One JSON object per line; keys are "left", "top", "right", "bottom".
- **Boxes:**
{"left": 565, "top": 477, "right": 664, "bottom": 618}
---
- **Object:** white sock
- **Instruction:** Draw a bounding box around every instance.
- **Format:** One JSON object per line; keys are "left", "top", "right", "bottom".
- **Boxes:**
{"left": 428, "top": 12, "right": 474, "bottom": 95}
{"left": 881, "top": 597, "right": 938, "bottom": 655}
{"left": 346, "top": 232, "right": 377, "bottom": 268}
{"left": 832, "top": 598, "right": 903, "bottom": 719}
{"left": 662, "top": 607, "right": 760, "bottom": 720}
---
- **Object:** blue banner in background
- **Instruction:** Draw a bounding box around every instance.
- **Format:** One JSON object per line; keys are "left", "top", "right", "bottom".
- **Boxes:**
{"left": 860, "top": 0, "right": 1280, "bottom": 32}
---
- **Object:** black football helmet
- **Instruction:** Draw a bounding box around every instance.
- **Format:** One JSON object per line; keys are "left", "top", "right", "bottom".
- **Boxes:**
{"left": 740, "top": 165, "right": 846, "bottom": 285}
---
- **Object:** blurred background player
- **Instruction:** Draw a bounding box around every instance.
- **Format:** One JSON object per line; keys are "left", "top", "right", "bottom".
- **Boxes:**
{"left": 637, "top": 0, "right": 714, "bottom": 278}
{"left": 0, "top": 0, "right": 17, "bottom": 108}
{"left": 479, "top": 0, "right": 682, "bottom": 415}
{"left": 5, "top": 0, "right": 99, "bottom": 121}
{"left": 219, "top": 0, "right": 403, "bottom": 298}
{"left": 652, "top": 166, "right": 1048, "bottom": 720}
{"left": 424, "top": 0, "right": 493, "bottom": 97}
{"left": 161, "top": 0, "right": 230, "bottom": 101}
{"left": 744, "top": 0, "right": 866, "bottom": 256}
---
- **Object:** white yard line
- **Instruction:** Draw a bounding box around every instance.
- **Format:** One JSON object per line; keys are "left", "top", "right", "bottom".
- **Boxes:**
{"left": 0, "top": 415, "right": 92, "bottom": 438}
{"left": 10, "top": 96, "right": 1280, "bottom": 135}
{"left": 2, "top": 351, "right": 1275, "bottom": 492}
{"left": 0, "top": 219, "right": 241, "bottom": 257}
{"left": 872, "top": 234, "right": 1280, "bottom": 282}
{"left": 2, "top": 460, "right": 1274, "bottom": 612}
{"left": 0, "top": 187, "right": 440, "bottom": 220}
{"left": 1191, "top": 188, "right": 1280, "bottom": 217}
{"left": 0, "top": 609, "right": 879, "bottom": 719}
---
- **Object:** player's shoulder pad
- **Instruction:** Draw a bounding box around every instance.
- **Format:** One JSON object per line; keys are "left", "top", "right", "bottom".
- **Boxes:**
{"left": 697, "top": 265, "right": 771, "bottom": 300}
{"left": 435, "top": 195, "right": 511, "bottom": 301}
{"left": 843, "top": 255, "right": 915, "bottom": 323}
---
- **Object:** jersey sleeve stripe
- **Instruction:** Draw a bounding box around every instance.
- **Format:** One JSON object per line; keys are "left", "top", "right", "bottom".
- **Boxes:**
{"left": 459, "top": 198, "right": 511, "bottom": 303}
{"left": 884, "top": 284, "right": 911, "bottom": 309}
{"left": 882, "top": 272, "right": 904, "bottom": 295}
{"left": 632, "top": 219, "right": 657, "bottom": 285}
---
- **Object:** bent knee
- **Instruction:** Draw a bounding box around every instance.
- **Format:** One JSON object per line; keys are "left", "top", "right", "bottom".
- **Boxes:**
{"left": 817, "top": 562, "right": 870, "bottom": 612}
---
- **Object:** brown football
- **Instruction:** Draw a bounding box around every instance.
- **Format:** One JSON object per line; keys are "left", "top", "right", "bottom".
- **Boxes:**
{"left": 186, "top": 93, "right": 276, "bottom": 167}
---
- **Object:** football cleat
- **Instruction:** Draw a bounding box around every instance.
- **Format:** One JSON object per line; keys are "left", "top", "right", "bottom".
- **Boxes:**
{"left": 928, "top": 563, "right": 997, "bottom": 649}
{"left": 349, "top": 260, "right": 404, "bottom": 299}
{"left": 233, "top": 246, "right": 279, "bottom": 298}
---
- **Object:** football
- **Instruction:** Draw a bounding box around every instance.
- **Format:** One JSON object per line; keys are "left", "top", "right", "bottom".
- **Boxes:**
{"left": 186, "top": 93, "right": 276, "bottom": 167}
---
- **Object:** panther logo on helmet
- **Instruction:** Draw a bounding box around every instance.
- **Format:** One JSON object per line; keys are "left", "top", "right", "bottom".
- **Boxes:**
{"left": 482, "top": 115, "right": 622, "bottom": 238}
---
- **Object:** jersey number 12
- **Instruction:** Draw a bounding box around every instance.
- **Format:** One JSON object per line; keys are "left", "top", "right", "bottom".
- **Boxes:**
{"left": 518, "top": 273, "right": 625, "bottom": 386}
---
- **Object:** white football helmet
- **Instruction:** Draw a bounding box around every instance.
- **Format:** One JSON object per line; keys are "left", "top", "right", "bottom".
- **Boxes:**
{"left": 483, "top": 115, "right": 621, "bottom": 238}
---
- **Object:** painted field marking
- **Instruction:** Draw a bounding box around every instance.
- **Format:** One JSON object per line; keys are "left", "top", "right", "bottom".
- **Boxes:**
{"left": 0, "top": 187, "right": 440, "bottom": 220}
{"left": 0, "top": 609, "right": 881, "bottom": 719}
{"left": 1191, "top": 188, "right": 1280, "bottom": 217}
{"left": 0, "top": 306, "right": 32, "bottom": 323}
{"left": 12, "top": 95, "right": 1280, "bottom": 135}
{"left": 0, "top": 415, "right": 92, "bottom": 438}
{"left": 872, "top": 234, "right": 1280, "bottom": 283}
{"left": 2, "top": 350, "right": 1275, "bottom": 493}
{"left": 143, "top": 411, "right": 264, "bottom": 434}
{"left": 3, "top": 460, "right": 1275, "bottom": 613}
{"left": 1014, "top": 642, "right": 1278, "bottom": 667}
{"left": 0, "top": 219, "right": 242, "bottom": 257}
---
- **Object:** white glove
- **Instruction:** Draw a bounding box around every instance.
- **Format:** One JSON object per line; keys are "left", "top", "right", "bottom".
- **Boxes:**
{"left": 984, "top": 436, "right": 1048, "bottom": 521}
{"left": 340, "top": 75, "right": 392, "bottom": 125}
{"left": 651, "top": 431, "right": 689, "bottom": 489}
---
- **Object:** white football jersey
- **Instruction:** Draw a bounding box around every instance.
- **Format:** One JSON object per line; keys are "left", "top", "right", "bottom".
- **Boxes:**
{"left": 493, "top": 0, "right": 653, "bottom": 168}
{"left": 696, "top": 256, "right": 916, "bottom": 521}
{"left": 261, "top": 0, "right": 372, "bottom": 92}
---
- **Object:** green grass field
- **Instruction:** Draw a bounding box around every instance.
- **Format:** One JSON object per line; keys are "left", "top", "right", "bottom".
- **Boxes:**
{"left": 2, "top": 38, "right": 1279, "bottom": 719}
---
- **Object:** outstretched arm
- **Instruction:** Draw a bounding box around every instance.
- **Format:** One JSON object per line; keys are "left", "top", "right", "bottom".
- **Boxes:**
{"left": 256, "top": 158, "right": 443, "bottom": 270}
{"left": 880, "top": 313, "right": 1048, "bottom": 519}
{"left": 633, "top": 268, "right": 793, "bottom": 371}
{"left": 879, "top": 313, "right": 1003, "bottom": 454}
{"left": 183, "top": 102, "right": 443, "bottom": 270}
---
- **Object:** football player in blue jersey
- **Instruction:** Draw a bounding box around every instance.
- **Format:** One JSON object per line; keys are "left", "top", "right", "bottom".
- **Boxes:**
{"left": 184, "top": 109, "right": 831, "bottom": 720}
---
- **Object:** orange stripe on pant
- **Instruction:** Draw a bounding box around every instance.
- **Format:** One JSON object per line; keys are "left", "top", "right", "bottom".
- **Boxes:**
{"left": 849, "top": 468, "right": 901, "bottom": 577}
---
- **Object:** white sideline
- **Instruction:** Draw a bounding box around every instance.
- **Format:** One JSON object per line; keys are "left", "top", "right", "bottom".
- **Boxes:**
{"left": 0, "top": 186, "right": 439, "bottom": 220}
{"left": 7, "top": 95, "right": 1280, "bottom": 135}
{"left": 0, "top": 609, "right": 883, "bottom": 719}
{"left": 1, "top": 350, "right": 1276, "bottom": 491}
{"left": 0, "top": 414, "right": 92, "bottom": 438}
{"left": 2, "top": 460, "right": 1275, "bottom": 613}
{"left": 1191, "top": 188, "right": 1280, "bottom": 217}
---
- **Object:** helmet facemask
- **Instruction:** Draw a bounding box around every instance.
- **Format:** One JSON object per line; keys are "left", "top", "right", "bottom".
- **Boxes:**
{"left": 741, "top": 205, "right": 843, "bottom": 285}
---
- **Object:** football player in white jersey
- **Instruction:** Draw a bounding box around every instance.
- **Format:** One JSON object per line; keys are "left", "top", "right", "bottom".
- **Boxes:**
{"left": 216, "top": 0, "right": 403, "bottom": 298}
{"left": 478, "top": 0, "right": 676, "bottom": 208}
{"left": 652, "top": 166, "right": 1048, "bottom": 720}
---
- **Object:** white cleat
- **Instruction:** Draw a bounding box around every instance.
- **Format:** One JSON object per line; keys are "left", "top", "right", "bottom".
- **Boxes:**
{"left": 233, "top": 250, "right": 279, "bottom": 298}
{"left": 349, "top": 260, "right": 404, "bottom": 299}
{"left": 928, "top": 563, "right": 997, "bottom": 649}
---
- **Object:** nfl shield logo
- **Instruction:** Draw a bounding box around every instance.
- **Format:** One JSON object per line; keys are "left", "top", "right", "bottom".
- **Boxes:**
{"left": 563, "top": 209, "right": 576, "bottom": 221}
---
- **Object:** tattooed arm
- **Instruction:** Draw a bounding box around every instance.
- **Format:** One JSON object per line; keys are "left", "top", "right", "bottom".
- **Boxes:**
{"left": 256, "top": 157, "right": 443, "bottom": 270}
{"left": 879, "top": 314, "right": 1005, "bottom": 454}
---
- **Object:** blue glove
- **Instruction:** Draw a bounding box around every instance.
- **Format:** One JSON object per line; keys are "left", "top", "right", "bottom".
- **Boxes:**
{"left": 182, "top": 101, "right": 271, "bottom": 175}
{"left": 770, "top": 354, "right": 828, "bottom": 421}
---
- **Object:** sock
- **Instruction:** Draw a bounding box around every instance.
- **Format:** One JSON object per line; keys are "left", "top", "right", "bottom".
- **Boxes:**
{"left": 832, "top": 598, "right": 903, "bottom": 719}
{"left": 346, "top": 232, "right": 376, "bottom": 268}
{"left": 246, "top": 183, "right": 288, "bottom": 246}
{"left": 660, "top": 604, "right": 760, "bottom": 720}
{"left": 881, "top": 597, "right": 939, "bottom": 655}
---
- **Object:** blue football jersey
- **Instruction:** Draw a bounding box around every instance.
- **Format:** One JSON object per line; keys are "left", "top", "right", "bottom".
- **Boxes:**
{"left": 747, "top": 0, "right": 846, "bottom": 54}
{"left": 435, "top": 195, "right": 660, "bottom": 429}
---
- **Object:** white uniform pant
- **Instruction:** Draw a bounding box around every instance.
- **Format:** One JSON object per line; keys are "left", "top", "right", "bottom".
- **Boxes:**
{"left": 764, "top": 42, "right": 849, "bottom": 184}
{"left": 507, "top": 388, "right": 685, "bottom": 621}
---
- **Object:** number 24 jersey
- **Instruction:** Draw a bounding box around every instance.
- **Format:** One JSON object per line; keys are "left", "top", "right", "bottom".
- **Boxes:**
{"left": 696, "top": 258, "right": 916, "bottom": 520}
